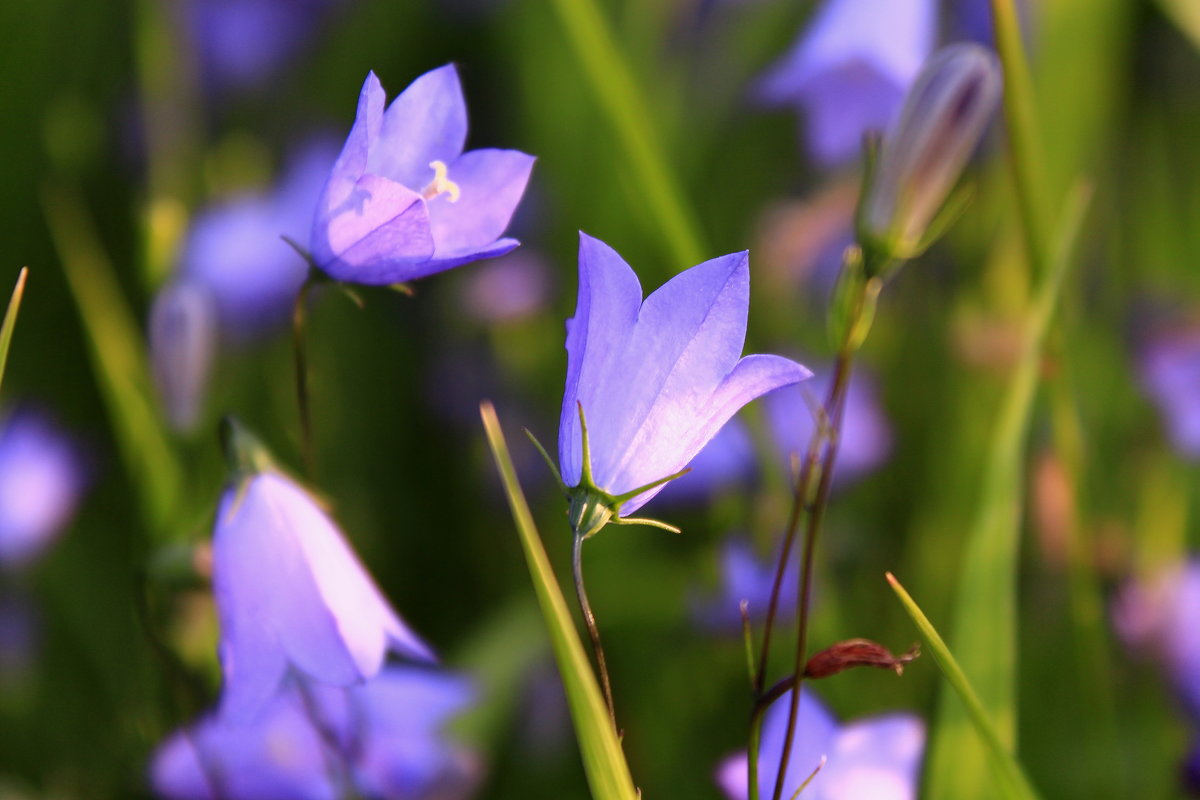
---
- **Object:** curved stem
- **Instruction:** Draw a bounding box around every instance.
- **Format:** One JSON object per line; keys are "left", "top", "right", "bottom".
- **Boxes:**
{"left": 573, "top": 532, "right": 617, "bottom": 731}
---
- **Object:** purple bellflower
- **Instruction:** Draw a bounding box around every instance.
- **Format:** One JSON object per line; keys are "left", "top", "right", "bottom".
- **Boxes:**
{"left": 177, "top": 0, "right": 340, "bottom": 94}
{"left": 654, "top": 418, "right": 757, "bottom": 507}
{"left": 1113, "top": 560, "right": 1200, "bottom": 720}
{"left": 0, "top": 409, "right": 86, "bottom": 568}
{"left": 179, "top": 140, "right": 339, "bottom": 340}
{"left": 151, "top": 666, "right": 478, "bottom": 800}
{"left": 691, "top": 536, "right": 800, "bottom": 632}
{"left": 756, "top": 0, "right": 936, "bottom": 166}
{"left": 554, "top": 233, "right": 811, "bottom": 537}
{"left": 1139, "top": 329, "right": 1200, "bottom": 459}
{"left": 213, "top": 422, "right": 433, "bottom": 721}
{"left": 763, "top": 366, "right": 891, "bottom": 486}
{"left": 310, "top": 66, "right": 535, "bottom": 285}
{"left": 717, "top": 688, "right": 924, "bottom": 800}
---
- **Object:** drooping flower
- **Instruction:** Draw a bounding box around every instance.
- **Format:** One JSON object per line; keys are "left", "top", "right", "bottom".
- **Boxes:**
{"left": 212, "top": 422, "right": 433, "bottom": 721}
{"left": 858, "top": 44, "right": 1003, "bottom": 259}
{"left": 716, "top": 688, "right": 924, "bottom": 800}
{"left": 756, "top": 0, "right": 936, "bottom": 166}
{"left": 310, "top": 66, "right": 535, "bottom": 285}
{"left": 150, "top": 666, "right": 479, "bottom": 800}
{"left": 655, "top": 418, "right": 757, "bottom": 507}
{"left": 763, "top": 366, "right": 891, "bottom": 486}
{"left": 0, "top": 409, "right": 87, "bottom": 568}
{"left": 1112, "top": 559, "right": 1200, "bottom": 719}
{"left": 178, "top": 139, "right": 339, "bottom": 340}
{"left": 1139, "top": 328, "right": 1200, "bottom": 459}
{"left": 556, "top": 234, "right": 811, "bottom": 529}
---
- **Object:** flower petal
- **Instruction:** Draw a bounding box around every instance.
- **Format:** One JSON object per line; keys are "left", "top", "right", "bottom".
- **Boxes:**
{"left": 823, "top": 715, "right": 925, "bottom": 800}
{"left": 558, "top": 233, "right": 643, "bottom": 487}
{"left": 330, "top": 71, "right": 386, "bottom": 183}
{"left": 426, "top": 148, "right": 535, "bottom": 256}
{"left": 311, "top": 173, "right": 435, "bottom": 284}
{"left": 369, "top": 64, "right": 468, "bottom": 189}
{"left": 408, "top": 238, "right": 521, "bottom": 282}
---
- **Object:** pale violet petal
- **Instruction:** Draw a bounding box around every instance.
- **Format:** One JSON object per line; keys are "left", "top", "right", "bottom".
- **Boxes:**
{"left": 427, "top": 148, "right": 535, "bottom": 256}
{"left": 370, "top": 64, "right": 468, "bottom": 189}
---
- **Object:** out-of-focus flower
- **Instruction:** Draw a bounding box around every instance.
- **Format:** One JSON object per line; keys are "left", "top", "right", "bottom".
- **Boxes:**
{"left": 557, "top": 233, "right": 810, "bottom": 529}
{"left": 692, "top": 537, "right": 799, "bottom": 632}
{"left": 763, "top": 366, "right": 891, "bottom": 486}
{"left": 150, "top": 666, "right": 478, "bottom": 800}
{"left": 0, "top": 409, "right": 86, "bottom": 568}
{"left": 0, "top": 591, "right": 38, "bottom": 685}
{"left": 756, "top": 0, "right": 936, "bottom": 166}
{"left": 149, "top": 279, "right": 219, "bottom": 432}
{"left": 1139, "top": 329, "right": 1200, "bottom": 459}
{"left": 179, "top": 140, "right": 338, "bottom": 340}
{"left": 177, "top": 0, "right": 341, "bottom": 93}
{"left": 458, "top": 251, "right": 552, "bottom": 325}
{"left": 310, "top": 66, "right": 535, "bottom": 285}
{"left": 1113, "top": 560, "right": 1200, "bottom": 718}
{"left": 859, "top": 44, "right": 1002, "bottom": 259}
{"left": 213, "top": 423, "right": 433, "bottom": 721}
{"left": 716, "top": 688, "right": 924, "bottom": 800}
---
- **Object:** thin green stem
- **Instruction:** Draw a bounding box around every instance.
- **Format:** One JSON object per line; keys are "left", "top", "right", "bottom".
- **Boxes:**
{"left": 574, "top": 531, "right": 618, "bottom": 731}
{"left": 548, "top": 0, "right": 706, "bottom": 268}
{"left": 292, "top": 277, "right": 318, "bottom": 479}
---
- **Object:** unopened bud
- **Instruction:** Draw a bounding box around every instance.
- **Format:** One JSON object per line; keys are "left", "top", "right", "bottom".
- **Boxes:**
{"left": 149, "top": 279, "right": 218, "bottom": 433}
{"left": 860, "top": 44, "right": 1002, "bottom": 260}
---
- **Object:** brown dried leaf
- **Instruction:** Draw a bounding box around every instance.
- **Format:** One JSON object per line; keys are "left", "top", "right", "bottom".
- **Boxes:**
{"left": 804, "top": 638, "right": 921, "bottom": 679}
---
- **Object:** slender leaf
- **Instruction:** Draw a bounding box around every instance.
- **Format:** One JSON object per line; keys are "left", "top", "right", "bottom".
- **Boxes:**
{"left": 480, "top": 401, "right": 639, "bottom": 800}
{"left": 923, "top": 184, "right": 1090, "bottom": 800}
{"left": 42, "top": 183, "right": 182, "bottom": 534}
{"left": 548, "top": 0, "right": 706, "bottom": 268}
{"left": 0, "top": 267, "right": 29, "bottom": 394}
{"left": 886, "top": 573, "right": 1040, "bottom": 800}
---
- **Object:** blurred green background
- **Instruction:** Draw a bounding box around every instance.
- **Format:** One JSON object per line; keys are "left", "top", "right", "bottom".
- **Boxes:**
{"left": 2, "top": 0, "right": 1200, "bottom": 797}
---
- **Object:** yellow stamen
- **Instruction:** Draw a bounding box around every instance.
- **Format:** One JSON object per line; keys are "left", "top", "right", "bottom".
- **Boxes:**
{"left": 422, "top": 160, "right": 461, "bottom": 202}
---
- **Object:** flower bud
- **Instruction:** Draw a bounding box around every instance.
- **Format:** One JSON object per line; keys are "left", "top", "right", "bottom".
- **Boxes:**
{"left": 860, "top": 43, "right": 1002, "bottom": 259}
{"left": 148, "top": 279, "right": 218, "bottom": 433}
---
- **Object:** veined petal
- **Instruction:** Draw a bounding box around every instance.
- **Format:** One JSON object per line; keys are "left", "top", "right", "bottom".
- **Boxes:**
{"left": 594, "top": 252, "right": 751, "bottom": 494}
{"left": 330, "top": 71, "right": 386, "bottom": 182}
{"left": 558, "top": 233, "right": 643, "bottom": 487}
{"left": 370, "top": 64, "right": 468, "bottom": 189}
{"left": 311, "top": 173, "right": 435, "bottom": 284}
{"left": 411, "top": 238, "right": 521, "bottom": 281}
{"left": 427, "top": 148, "right": 536, "bottom": 256}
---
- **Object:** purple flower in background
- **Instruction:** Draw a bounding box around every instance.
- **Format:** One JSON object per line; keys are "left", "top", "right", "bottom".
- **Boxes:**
{"left": 0, "top": 409, "right": 86, "bottom": 568}
{"left": 458, "top": 251, "right": 552, "bottom": 324}
{"left": 151, "top": 666, "right": 478, "bottom": 800}
{"left": 310, "top": 66, "right": 535, "bottom": 285}
{"left": 763, "top": 366, "right": 891, "bottom": 486}
{"left": 756, "top": 0, "right": 935, "bottom": 166}
{"left": 178, "top": 0, "right": 339, "bottom": 93}
{"left": 692, "top": 537, "right": 799, "bottom": 632}
{"left": 180, "top": 140, "right": 338, "bottom": 340}
{"left": 149, "top": 279, "right": 219, "bottom": 432}
{"left": 1113, "top": 560, "right": 1200, "bottom": 719}
{"left": 717, "top": 688, "right": 924, "bottom": 800}
{"left": 212, "top": 440, "right": 433, "bottom": 721}
{"left": 1139, "top": 329, "right": 1200, "bottom": 459}
{"left": 558, "top": 234, "right": 811, "bottom": 523}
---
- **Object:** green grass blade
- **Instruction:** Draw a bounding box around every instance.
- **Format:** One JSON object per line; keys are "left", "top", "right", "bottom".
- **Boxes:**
{"left": 924, "top": 184, "right": 1090, "bottom": 800}
{"left": 886, "top": 573, "right": 1040, "bottom": 800}
{"left": 1158, "top": 0, "right": 1200, "bottom": 50}
{"left": 42, "top": 183, "right": 182, "bottom": 534}
{"left": 0, "top": 267, "right": 29, "bottom": 394}
{"left": 480, "top": 401, "right": 639, "bottom": 800}
{"left": 548, "top": 0, "right": 706, "bottom": 268}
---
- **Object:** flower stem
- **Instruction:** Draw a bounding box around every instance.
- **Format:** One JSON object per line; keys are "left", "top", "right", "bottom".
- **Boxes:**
{"left": 770, "top": 346, "right": 854, "bottom": 800}
{"left": 573, "top": 531, "right": 618, "bottom": 731}
{"left": 292, "top": 277, "right": 318, "bottom": 479}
